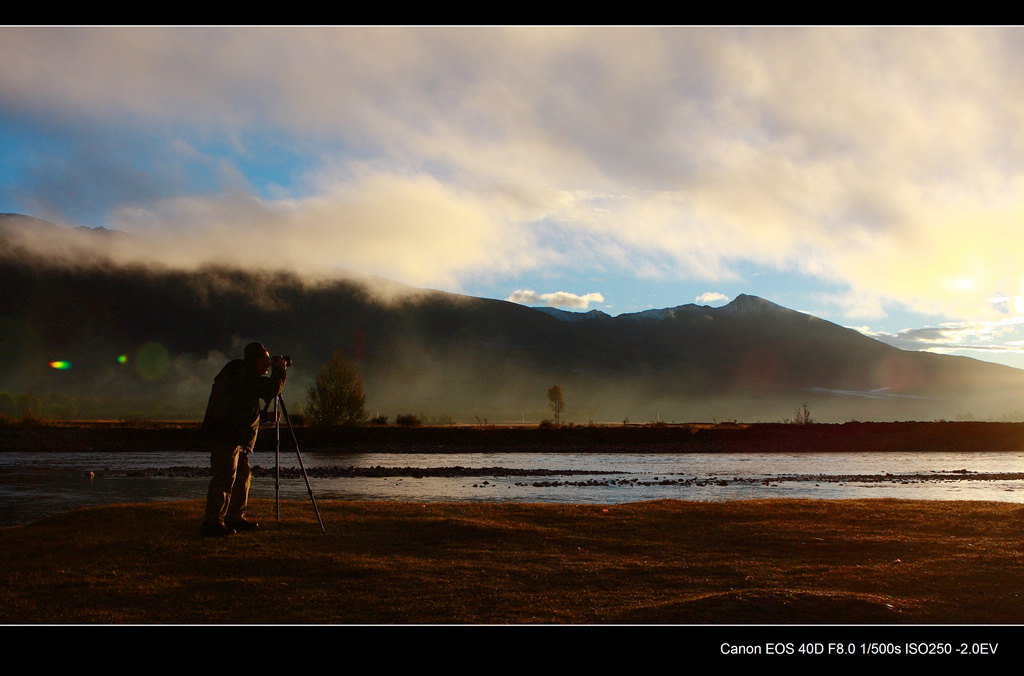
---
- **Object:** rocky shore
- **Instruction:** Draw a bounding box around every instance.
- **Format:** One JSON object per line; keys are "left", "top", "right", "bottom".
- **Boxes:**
{"left": 111, "top": 463, "right": 1024, "bottom": 490}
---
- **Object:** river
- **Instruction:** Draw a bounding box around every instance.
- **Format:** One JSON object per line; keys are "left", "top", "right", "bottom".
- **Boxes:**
{"left": 3, "top": 448, "right": 1024, "bottom": 527}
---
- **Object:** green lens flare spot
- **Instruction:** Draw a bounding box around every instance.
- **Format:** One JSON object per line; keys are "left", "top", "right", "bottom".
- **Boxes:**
{"left": 135, "top": 342, "right": 171, "bottom": 381}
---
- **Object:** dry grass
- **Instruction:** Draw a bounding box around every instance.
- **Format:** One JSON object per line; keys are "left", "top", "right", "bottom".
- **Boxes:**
{"left": 2, "top": 498, "right": 1024, "bottom": 624}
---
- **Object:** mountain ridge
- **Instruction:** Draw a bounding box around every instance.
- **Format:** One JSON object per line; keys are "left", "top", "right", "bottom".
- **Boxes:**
{"left": 2, "top": 213, "right": 1023, "bottom": 422}
{"left": 539, "top": 293, "right": 809, "bottom": 322}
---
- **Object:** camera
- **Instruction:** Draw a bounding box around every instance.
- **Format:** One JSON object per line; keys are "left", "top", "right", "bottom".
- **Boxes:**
{"left": 272, "top": 355, "right": 292, "bottom": 367}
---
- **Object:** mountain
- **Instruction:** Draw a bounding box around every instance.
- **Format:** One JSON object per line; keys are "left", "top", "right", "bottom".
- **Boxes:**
{"left": 2, "top": 214, "right": 1024, "bottom": 422}
{"left": 536, "top": 307, "right": 612, "bottom": 322}
{"left": 0, "top": 213, "right": 160, "bottom": 261}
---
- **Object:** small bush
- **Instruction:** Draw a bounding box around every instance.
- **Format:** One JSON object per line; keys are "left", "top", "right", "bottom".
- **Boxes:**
{"left": 14, "top": 410, "right": 47, "bottom": 428}
{"left": 395, "top": 413, "right": 421, "bottom": 427}
{"left": 783, "top": 402, "right": 814, "bottom": 424}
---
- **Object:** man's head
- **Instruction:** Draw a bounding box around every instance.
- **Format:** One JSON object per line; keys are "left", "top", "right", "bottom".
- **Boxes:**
{"left": 244, "top": 341, "right": 272, "bottom": 376}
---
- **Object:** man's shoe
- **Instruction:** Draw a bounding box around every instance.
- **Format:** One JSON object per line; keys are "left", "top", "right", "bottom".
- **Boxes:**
{"left": 226, "top": 519, "right": 260, "bottom": 532}
{"left": 200, "top": 522, "right": 236, "bottom": 538}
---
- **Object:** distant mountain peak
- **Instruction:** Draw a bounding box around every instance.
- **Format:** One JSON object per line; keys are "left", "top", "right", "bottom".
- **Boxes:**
{"left": 719, "top": 294, "right": 790, "bottom": 315}
{"left": 539, "top": 293, "right": 799, "bottom": 323}
{"left": 0, "top": 212, "right": 155, "bottom": 264}
{"left": 536, "top": 307, "right": 611, "bottom": 322}
{"left": 625, "top": 304, "right": 703, "bottom": 320}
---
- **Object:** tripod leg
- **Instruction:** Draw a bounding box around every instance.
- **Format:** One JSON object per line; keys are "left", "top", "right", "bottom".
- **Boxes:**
{"left": 278, "top": 398, "right": 326, "bottom": 533}
{"left": 275, "top": 395, "right": 281, "bottom": 521}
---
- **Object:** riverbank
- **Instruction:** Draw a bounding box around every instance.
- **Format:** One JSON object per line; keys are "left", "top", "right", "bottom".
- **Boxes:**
{"left": 3, "top": 498, "right": 1023, "bottom": 624}
{"left": 4, "top": 420, "right": 1024, "bottom": 454}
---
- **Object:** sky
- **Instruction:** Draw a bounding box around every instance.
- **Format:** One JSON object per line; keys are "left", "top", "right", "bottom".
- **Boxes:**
{"left": 4, "top": 26, "right": 1024, "bottom": 369}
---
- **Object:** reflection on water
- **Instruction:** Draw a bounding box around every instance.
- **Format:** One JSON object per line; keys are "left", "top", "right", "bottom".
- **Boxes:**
{"left": 2, "top": 449, "right": 1024, "bottom": 527}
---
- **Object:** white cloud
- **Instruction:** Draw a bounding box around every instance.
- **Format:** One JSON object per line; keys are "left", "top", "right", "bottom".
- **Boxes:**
{"left": 506, "top": 289, "right": 605, "bottom": 309}
{"left": 861, "top": 316, "right": 1024, "bottom": 354}
{"left": 104, "top": 169, "right": 549, "bottom": 290}
{"left": 695, "top": 292, "right": 729, "bottom": 305}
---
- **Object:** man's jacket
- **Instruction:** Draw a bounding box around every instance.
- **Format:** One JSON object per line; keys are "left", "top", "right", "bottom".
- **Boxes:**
{"left": 202, "top": 359, "right": 287, "bottom": 450}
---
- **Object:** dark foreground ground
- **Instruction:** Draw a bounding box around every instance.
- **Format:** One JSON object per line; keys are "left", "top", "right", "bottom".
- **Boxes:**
{"left": 3, "top": 497, "right": 1024, "bottom": 625}
{"left": 5, "top": 420, "right": 1024, "bottom": 454}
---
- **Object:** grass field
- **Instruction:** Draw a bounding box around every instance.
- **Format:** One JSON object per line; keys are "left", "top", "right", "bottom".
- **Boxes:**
{"left": 2, "top": 497, "right": 1024, "bottom": 625}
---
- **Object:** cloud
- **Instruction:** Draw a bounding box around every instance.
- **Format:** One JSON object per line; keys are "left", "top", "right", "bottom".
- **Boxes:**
{"left": 5, "top": 27, "right": 1024, "bottom": 323}
{"left": 861, "top": 316, "right": 1024, "bottom": 354}
{"left": 103, "top": 168, "right": 549, "bottom": 290}
{"left": 506, "top": 289, "right": 605, "bottom": 309}
{"left": 695, "top": 292, "right": 729, "bottom": 305}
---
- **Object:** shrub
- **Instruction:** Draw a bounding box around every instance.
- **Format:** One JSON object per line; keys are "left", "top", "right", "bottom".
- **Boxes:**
{"left": 395, "top": 413, "right": 421, "bottom": 427}
{"left": 784, "top": 402, "right": 814, "bottom": 425}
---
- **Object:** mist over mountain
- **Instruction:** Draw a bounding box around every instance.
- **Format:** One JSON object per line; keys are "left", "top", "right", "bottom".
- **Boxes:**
{"left": 3, "top": 213, "right": 1024, "bottom": 422}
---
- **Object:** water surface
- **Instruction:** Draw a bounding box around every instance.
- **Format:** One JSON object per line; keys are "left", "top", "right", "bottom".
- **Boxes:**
{"left": 2, "top": 448, "right": 1023, "bottom": 527}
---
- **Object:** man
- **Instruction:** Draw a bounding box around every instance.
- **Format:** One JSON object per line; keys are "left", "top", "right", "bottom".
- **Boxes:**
{"left": 200, "top": 342, "right": 288, "bottom": 537}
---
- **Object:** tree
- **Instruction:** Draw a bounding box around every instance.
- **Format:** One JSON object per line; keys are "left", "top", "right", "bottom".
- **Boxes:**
{"left": 306, "top": 350, "right": 368, "bottom": 426}
{"left": 547, "top": 385, "right": 565, "bottom": 425}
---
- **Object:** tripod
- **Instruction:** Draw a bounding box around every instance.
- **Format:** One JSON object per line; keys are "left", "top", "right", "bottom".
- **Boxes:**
{"left": 267, "top": 394, "right": 326, "bottom": 533}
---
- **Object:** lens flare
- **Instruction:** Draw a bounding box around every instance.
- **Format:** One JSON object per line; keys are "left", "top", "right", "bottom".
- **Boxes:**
{"left": 117, "top": 354, "right": 128, "bottom": 364}
{"left": 49, "top": 361, "right": 71, "bottom": 370}
{"left": 135, "top": 342, "right": 171, "bottom": 381}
